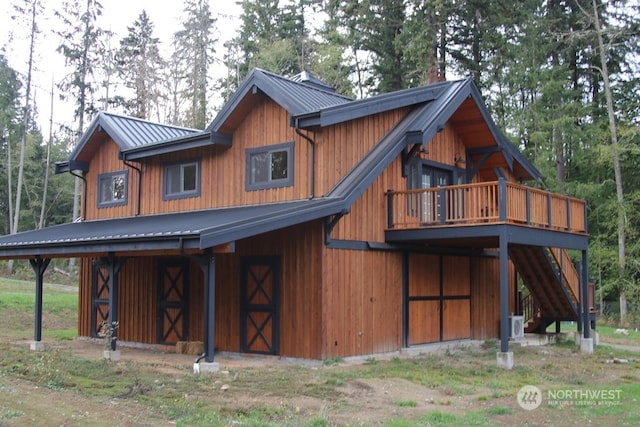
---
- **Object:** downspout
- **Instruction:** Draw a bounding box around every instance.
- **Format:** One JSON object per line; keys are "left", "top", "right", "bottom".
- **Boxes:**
{"left": 122, "top": 159, "right": 142, "bottom": 216}
{"left": 70, "top": 171, "right": 87, "bottom": 220}
{"left": 295, "top": 128, "right": 315, "bottom": 199}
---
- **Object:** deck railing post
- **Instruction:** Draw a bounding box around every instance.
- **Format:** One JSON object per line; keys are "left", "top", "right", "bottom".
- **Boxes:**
{"left": 498, "top": 178, "right": 507, "bottom": 222}
{"left": 547, "top": 192, "right": 552, "bottom": 228}
{"left": 387, "top": 190, "right": 394, "bottom": 229}
{"left": 439, "top": 188, "right": 447, "bottom": 224}
{"left": 525, "top": 186, "right": 531, "bottom": 225}
{"left": 566, "top": 198, "right": 571, "bottom": 231}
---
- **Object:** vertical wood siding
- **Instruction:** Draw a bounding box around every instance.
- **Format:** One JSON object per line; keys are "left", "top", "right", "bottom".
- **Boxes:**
{"left": 84, "top": 140, "right": 137, "bottom": 220}
{"left": 78, "top": 221, "right": 324, "bottom": 359}
{"left": 470, "top": 257, "right": 516, "bottom": 339}
{"left": 331, "top": 122, "right": 471, "bottom": 242}
{"left": 321, "top": 248, "right": 402, "bottom": 358}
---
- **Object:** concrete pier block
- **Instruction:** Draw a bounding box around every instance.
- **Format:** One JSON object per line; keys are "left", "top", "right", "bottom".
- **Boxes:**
{"left": 496, "top": 351, "right": 514, "bottom": 369}
{"left": 194, "top": 362, "right": 219, "bottom": 374}
{"left": 29, "top": 341, "right": 46, "bottom": 351}
{"left": 103, "top": 350, "right": 121, "bottom": 361}
{"left": 580, "top": 338, "right": 594, "bottom": 354}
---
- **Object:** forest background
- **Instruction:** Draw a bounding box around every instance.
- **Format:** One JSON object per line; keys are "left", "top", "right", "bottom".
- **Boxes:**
{"left": 0, "top": 0, "right": 639, "bottom": 323}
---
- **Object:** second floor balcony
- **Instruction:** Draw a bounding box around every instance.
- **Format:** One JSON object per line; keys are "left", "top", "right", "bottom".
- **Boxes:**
{"left": 386, "top": 179, "right": 587, "bottom": 237}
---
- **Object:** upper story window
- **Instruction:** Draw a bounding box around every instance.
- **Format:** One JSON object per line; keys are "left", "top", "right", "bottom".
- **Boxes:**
{"left": 245, "top": 142, "right": 294, "bottom": 190}
{"left": 97, "top": 170, "right": 128, "bottom": 208}
{"left": 163, "top": 160, "right": 201, "bottom": 200}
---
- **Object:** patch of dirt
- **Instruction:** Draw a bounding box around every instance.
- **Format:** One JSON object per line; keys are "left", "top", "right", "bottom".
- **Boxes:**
{"left": 1, "top": 331, "right": 639, "bottom": 426}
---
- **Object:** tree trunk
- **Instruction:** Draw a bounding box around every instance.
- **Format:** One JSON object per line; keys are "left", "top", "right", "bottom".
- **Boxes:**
{"left": 8, "top": 0, "right": 38, "bottom": 274}
{"left": 39, "top": 78, "right": 54, "bottom": 229}
{"left": 592, "top": 0, "right": 626, "bottom": 322}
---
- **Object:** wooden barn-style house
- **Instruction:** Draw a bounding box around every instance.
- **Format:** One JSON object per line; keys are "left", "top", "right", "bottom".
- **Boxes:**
{"left": 0, "top": 69, "right": 596, "bottom": 370}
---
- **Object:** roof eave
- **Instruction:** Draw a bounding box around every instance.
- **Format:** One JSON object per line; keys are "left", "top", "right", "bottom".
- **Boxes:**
{"left": 0, "top": 235, "right": 201, "bottom": 260}
{"left": 120, "top": 131, "right": 232, "bottom": 161}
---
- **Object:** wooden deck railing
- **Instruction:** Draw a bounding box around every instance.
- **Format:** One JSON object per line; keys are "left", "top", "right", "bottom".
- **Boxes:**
{"left": 386, "top": 179, "right": 587, "bottom": 234}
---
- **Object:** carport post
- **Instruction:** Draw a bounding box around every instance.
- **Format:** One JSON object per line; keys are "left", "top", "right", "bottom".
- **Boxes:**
{"left": 30, "top": 256, "right": 51, "bottom": 344}
{"left": 194, "top": 253, "right": 219, "bottom": 373}
{"left": 205, "top": 254, "right": 216, "bottom": 363}
{"left": 104, "top": 254, "right": 126, "bottom": 352}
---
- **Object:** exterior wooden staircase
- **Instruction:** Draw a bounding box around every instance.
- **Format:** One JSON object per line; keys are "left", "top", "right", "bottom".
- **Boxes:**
{"left": 509, "top": 245, "right": 581, "bottom": 333}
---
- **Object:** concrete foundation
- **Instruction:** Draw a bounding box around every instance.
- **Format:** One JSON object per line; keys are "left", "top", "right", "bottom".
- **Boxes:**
{"left": 103, "top": 350, "right": 121, "bottom": 361}
{"left": 580, "top": 338, "right": 594, "bottom": 354}
{"left": 29, "top": 341, "right": 46, "bottom": 351}
{"left": 194, "top": 362, "right": 219, "bottom": 374}
{"left": 496, "top": 351, "right": 514, "bottom": 369}
{"left": 592, "top": 331, "right": 599, "bottom": 346}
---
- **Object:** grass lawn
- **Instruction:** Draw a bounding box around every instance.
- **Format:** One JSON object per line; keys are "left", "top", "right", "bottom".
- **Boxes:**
{"left": 1, "top": 277, "right": 639, "bottom": 426}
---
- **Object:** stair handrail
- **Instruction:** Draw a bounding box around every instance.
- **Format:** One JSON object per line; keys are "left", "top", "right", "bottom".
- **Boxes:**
{"left": 548, "top": 248, "right": 580, "bottom": 306}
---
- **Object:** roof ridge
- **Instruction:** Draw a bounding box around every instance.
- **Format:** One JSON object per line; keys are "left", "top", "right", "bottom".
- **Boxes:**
{"left": 99, "top": 110, "right": 200, "bottom": 132}
{"left": 255, "top": 68, "right": 352, "bottom": 100}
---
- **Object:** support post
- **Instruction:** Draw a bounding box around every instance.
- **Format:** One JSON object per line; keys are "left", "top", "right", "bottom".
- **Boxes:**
{"left": 575, "top": 260, "right": 583, "bottom": 334}
{"left": 497, "top": 228, "right": 513, "bottom": 369}
{"left": 194, "top": 253, "right": 218, "bottom": 373}
{"left": 498, "top": 178, "right": 507, "bottom": 222}
{"left": 580, "top": 250, "right": 593, "bottom": 353}
{"left": 29, "top": 257, "right": 51, "bottom": 350}
{"left": 104, "top": 254, "right": 125, "bottom": 353}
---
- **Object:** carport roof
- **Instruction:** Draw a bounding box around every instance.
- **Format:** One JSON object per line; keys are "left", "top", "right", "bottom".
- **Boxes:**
{"left": 0, "top": 198, "right": 345, "bottom": 259}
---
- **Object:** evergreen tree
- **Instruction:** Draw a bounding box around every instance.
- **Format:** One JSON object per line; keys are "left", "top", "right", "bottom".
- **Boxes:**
{"left": 114, "top": 10, "right": 165, "bottom": 120}
{"left": 173, "top": 0, "right": 217, "bottom": 129}
{"left": 0, "top": 54, "right": 22, "bottom": 236}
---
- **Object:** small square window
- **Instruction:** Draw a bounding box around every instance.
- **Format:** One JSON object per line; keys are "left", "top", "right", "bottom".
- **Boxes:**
{"left": 97, "top": 171, "right": 128, "bottom": 208}
{"left": 246, "top": 142, "right": 294, "bottom": 190}
{"left": 164, "top": 160, "right": 200, "bottom": 200}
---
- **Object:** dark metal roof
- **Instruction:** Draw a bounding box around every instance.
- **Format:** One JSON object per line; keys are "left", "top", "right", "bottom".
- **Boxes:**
{"left": 0, "top": 199, "right": 344, "bottom": 259}
{"left": 289, "top": 70, "right": 337, "bottom": 92}
{"left": 120, "top": 130, "right": 232, "bottom": 161}
{"left": 207, "top": 68, "right": 352, "bottom": 132}
{"left": 68, "top": 111, "right": 199, "bottom": 161}
{"left": 294, "top": 80, "right": 452, "bottom": 129}
{"left": 1, "top": 75, "right": 542, "bottom": 261}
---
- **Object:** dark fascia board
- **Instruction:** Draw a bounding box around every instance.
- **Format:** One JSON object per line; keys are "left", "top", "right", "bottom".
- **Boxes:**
{"left": 407, "top": 79, "right": 471, "bottom": 145}
{"left": 326, "top": 105, "right": 430, "bottom": 205}
{"left": 55, "top": 160, "right": 89, "bottom": 174}
{"left": 291, "top": 84, "right": 447, "bottom": 129}
{"left": 0, "top": 236, "right": 201, "bottom": 260}
{"left": 67, "top": 113, "right": 106, "bottom": 161}
{"left": 206, "top": 69, "right": 266, "bottom": 132}
{"left": 199, "top": 198, "right": 346, "bottom": 249}
{"left": 465, "top": 84, "right": 541, "bottom": 181}
{"left": 120, "top": 131, "right": 232, "bottom": 161}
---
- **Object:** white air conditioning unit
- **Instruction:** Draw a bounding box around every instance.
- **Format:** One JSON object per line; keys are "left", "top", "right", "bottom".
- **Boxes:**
{"left": 509, "top": 315, "right": 525, "bottom": 339}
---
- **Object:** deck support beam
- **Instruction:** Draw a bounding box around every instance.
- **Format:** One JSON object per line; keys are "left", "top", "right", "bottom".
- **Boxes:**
{"left": 195, "top": 252, "right": 218, "bottom": 373}
{"left": 497, "top": 228, "right": 513, "bottom": 369}
{"left": 579, "top": 249, "right": 594, "bottom": 353}
{"left": 29, "top": 256, "right": 51, "bottom": 350}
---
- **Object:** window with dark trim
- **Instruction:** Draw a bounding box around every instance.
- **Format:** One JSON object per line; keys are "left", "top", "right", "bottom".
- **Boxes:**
{"left": 97, "top": 170, "right": 128, "bottom": 208}
{"left": 245, "top": 142, "right": 294, "bottom": 190}
{"left": 163, "top": 159, "right": 201, "bottom": 200}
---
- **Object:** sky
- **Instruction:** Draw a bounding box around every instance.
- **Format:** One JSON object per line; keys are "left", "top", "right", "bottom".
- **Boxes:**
{"left": 0, "top": 0, "right": 242, "bottom": 134}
